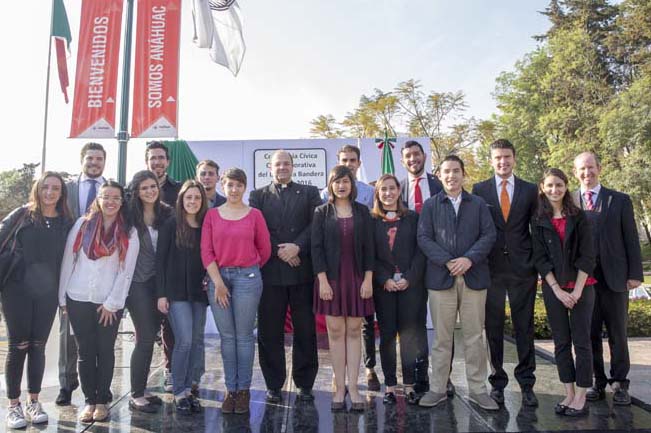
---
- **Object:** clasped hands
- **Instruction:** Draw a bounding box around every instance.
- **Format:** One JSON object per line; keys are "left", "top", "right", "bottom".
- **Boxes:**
{"left": 446, "top": 257, "right": 472, "bottom": 276}
{"left": 278, "top": 243, "right": 301, "bottom": 267}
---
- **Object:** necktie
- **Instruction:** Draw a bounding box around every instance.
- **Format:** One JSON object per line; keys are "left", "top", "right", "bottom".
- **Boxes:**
{"left": 85, "top": 179, "right": 97, "bottom": 214}
{"left": 414, "top": 177, "right": 423, "bottom": 214}
{"left": 584, "top": 190, "right": 594, "bottom": 211}
{"left": 500, "top": 179, "right": 510, "bottom": 221}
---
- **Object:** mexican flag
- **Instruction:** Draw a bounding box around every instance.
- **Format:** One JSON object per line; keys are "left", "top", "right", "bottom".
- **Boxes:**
{"left": 52, "top": 0, "right": 72, "bottom": 103}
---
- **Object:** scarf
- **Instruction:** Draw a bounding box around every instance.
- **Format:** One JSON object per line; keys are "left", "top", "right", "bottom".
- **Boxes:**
{"left": 73, "top": 212, "right": 129, "bottom": 263}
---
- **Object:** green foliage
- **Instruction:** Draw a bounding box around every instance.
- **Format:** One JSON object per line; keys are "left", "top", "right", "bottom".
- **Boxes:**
{"left": 505, "top": 296, "right": 651, "bottom": 338}
{"left": 0, "top": 163, "right": 38, "bottom": 220}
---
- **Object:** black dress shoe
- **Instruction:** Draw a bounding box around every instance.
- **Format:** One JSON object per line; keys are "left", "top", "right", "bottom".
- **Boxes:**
{"left": 554, "top": 402, "right": 567, "bottom": 415}
{"left": 586, "top": 387, "right": 605, "bottom": 401}
{"left": 129, "top": 399, "right": 158, "bottom": 413}
{"left": 613, "top": 387, "right": 631, "bottom": 406}
{"left": 490, "top": 388, "right": 505, "bottom": 404}
{"left": 564, "top": 404, "right": 589, "bottom": 417}
{"left": 522, "top": 388, "right": 539, "bottom": 407}
{"left": 265, "top": 389, "right": 282, "bottom": 403}
{"left": 188, "top": 394, "right": 203, "bottom": 413}
{"left": 383, "top": 392, "right": 397, "bottom": 405}
{"left": 145, "top": 395, "right": 163, "bottom": 406}
{"left": 406, "top": 391, "right": 419, "bottom": 405}
{"left": 174, "top": 397, "right": 193, "bottom": 415}
{"left": 55, "top": 388, "right": 73, "bottom": 406}
{"left": 446, "top": 380, "right": 456, "bottom": 397}
{"left": 297, "top": 388, "right": 315, "bottom": 402}
{"left": 331, "top": 400, "right": 346, "bottom": 412}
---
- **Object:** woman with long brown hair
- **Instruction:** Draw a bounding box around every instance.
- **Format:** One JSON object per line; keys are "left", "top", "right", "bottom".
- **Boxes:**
{"left": 532, "top": 168, "right": 596, "bottom": 417}
{"left": 58, "top": 181, "right": 139, "bottom": 424}
{"left": 157, "top": 180, "right": 209, "bottom": 415}
{"left": 0, "top": 172, "right": 73, "bottom": 429}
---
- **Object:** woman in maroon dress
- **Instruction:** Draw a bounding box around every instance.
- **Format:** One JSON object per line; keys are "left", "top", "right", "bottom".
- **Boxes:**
{"left": 312, "top": 165, "right": 374, "bottom": 412}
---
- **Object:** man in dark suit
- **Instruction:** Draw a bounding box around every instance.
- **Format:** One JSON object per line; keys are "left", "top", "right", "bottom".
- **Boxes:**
{"left": 57, "top": 142, "right": 107, "bottom": 406}
{"left": 250, "top": 150, "right": 322, "bottom": 403}
{"left": 472, "top": 139, "right": 539, "bottom": 407}
{"left": 196, "top": 159, "right": 226, "bottom": 208}
{"left": 572, "top": 151, "right": 643, "bottom": 406}
{"left": 398, "top": 140, "right": 445, "bottom": 398}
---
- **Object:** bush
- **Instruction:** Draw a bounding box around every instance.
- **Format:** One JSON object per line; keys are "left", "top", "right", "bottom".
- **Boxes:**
{"left": 505, "top": 295, "right": 651, "bottom": 339}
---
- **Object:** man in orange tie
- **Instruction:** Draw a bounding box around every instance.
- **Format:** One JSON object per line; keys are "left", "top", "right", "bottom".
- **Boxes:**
{"left": 472, "top": 139, "right": 539, "bottom": 407}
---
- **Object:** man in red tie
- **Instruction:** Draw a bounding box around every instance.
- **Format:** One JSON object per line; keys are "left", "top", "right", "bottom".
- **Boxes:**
{"left": 398, "top": 140, "right": 444, "bottom": 401}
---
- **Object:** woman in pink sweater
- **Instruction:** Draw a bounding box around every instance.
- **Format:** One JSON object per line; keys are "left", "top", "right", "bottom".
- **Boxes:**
{"left": 200, "top": 168, "right": 271, "bottom": 415}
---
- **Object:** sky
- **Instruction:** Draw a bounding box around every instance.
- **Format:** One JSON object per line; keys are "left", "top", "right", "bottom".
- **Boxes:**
{"left": 0, "top": 0, "right": 550, "bottom": 179}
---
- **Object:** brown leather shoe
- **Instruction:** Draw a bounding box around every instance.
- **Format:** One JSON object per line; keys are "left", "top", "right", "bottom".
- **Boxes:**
{"left": 222, "top": 391, "right": 236, "bottom": 414}
{"left": 92, "top": 404, "right": 110, "bottom": 421}
{"left": 234, "top": 389, "right": 250, "bottom": 414}
{"left": 78, "top": 405, "right": 95, "bottom": 424}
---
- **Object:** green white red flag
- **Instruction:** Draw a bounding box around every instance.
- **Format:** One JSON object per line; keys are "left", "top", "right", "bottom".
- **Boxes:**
{"left": 52, "top": 0, "right": 72, "bottom": 103}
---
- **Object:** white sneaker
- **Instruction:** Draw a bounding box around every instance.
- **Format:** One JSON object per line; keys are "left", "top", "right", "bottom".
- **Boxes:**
{"left": 163, "top": 370, "right": 173, "bottom": 393}
{"left": 6, "top": 404, "right": 27, "bottom": 429}
{"left": 25, "top": 399, "right": 49, "bottom": 424}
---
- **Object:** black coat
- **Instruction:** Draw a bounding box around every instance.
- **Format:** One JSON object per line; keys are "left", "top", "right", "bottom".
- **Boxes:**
{"left": 400, "top": 173, "right": 443, "bottom": 206}
{"left": 249, "top": 182, "right": 322, "bottom": 286}
{"left": 372, "top": 210, "right": 425, "bottom": 288}
{"left": 472, "top": 176, "right": 538, "bottom": 277}
{"left": 160, "top": 176, "right": 182, "bottom": 207}
{"left": 311, "top": 201, "right": 374, "bottom": 281}
{"left": 155, "top": 216, "right": 207, "bottom": 303}
{"left": 572, "top": 187, "right": 643, "bottom": 292}
{"left": 532, "top": 211, "right": 596, "bottom": 287}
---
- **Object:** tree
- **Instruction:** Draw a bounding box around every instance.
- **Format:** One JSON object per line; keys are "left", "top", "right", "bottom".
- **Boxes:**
{"left": 0, "top": 163, "right": 38, "bottom": 219}
{"left": 309, "top": 114, "right": 343, "bottom": 138}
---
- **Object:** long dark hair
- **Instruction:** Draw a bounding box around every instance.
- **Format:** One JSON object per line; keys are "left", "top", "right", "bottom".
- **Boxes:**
{"left": 372, "top": 174, "right": 408, "bottom": 219}
{"left": 536, "top": 168, "right": 580, "bottom": 219}
{"left": 327, "top": 165, "right": 357, "bottom": 203}
{"left": 175, "top": 180, "right": 208, "bottom": 249}
{"left": 128, "top": 170, "right": 171, "bottom": 234}
{"left": 88, "top": 180, "right": 132, "bottom": 232}
{"left": 27, "top": 171, "right": 72, "bottom": 224}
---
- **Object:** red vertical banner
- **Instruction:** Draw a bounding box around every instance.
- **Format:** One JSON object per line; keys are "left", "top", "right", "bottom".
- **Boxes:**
{"left": 70, "top": 0, "right": 124, "bottom": 138}
{"left": 131, "top": 0, "right": 181, "bottom": 138}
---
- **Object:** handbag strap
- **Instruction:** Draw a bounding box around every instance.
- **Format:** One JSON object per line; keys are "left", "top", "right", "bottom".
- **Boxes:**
{"left": 0, "top": 208, "right": 29, "bottom": 254}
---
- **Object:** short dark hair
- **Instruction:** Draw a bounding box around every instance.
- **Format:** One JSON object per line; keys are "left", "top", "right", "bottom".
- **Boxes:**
{"left": 196, "top": 159, "right": 219, "bottom": 173}
{"left": 336, "top": 145, "right": 361, "bottom": 161}
{"left": 438, "top": 154, "right": 466, "bottom": 175}
{"left": 145, "top": 141, "right": 169, "bottom": 160}
{"left": 221, "top": 167, "right": 247, "bottom": 186}
{"left": 327, "top": 165, "right": 357, "bottom": 203}
{"left": 490, "top": 139, "right": 516, "bottom": 157}
{"left": 401, "top": 140, "right": 425, "bottom": 155}
{"left": 80, "top": 142, "right": 106, "bottom": 163}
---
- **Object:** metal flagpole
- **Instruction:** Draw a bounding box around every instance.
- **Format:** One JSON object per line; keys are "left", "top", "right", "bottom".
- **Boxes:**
{"left": 40, "top": 0, "right": 55, "bottom": 174}
{"left": 117, "top": 0, "right": 135, "bottom": 185}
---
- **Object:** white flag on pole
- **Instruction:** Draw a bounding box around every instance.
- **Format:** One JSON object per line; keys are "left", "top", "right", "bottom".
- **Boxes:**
{"left": 192, "top": 0, "right": 246, "bottom": 76}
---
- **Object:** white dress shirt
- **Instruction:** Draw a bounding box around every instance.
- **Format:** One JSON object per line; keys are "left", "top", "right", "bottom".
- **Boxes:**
{"left": 78, "top": 174, "right": 106, "bottom": 215}
{"left": 447, "top": 193, "right": 463, "bottom": 215}
{"left": 408, "top": 173, "right": 431, "bottom": 211}
{"left": 495, "top": 174, "right": 514, "bottom": 204}
{"left": 59, "top": 218, "right": 140, "bottom": 312}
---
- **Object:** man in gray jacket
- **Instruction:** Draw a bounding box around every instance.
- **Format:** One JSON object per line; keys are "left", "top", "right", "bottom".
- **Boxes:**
{"left": 417, "top": 155, "right": 498, "bottom": 410}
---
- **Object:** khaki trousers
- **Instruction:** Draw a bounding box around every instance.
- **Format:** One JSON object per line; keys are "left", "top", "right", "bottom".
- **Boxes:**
{"left": 428, "top": 276, "right": 488, "bottom": 394}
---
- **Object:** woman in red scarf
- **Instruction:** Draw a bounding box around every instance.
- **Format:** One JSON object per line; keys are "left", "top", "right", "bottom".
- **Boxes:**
{"left": 58, "top": 181, "right": 140, "bottom": 424}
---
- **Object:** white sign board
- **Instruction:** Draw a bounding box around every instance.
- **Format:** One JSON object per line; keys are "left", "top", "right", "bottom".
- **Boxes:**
{"left": 253, "top": 148, "right": 327, "bottom": 189}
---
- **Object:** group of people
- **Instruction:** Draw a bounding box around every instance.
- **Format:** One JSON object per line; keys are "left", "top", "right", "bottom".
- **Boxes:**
{"left": 0, "top": 138, "right": 642, "bottom": 428}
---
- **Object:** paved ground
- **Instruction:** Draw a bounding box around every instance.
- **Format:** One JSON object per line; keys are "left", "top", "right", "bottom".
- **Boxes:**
{"left": 1, "top": 313, "right": 651, "bottom": 432}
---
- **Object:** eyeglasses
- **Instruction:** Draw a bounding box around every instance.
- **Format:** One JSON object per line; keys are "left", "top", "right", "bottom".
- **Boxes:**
{"left": 99, "top": 196, "right": 122, "bottom": 203}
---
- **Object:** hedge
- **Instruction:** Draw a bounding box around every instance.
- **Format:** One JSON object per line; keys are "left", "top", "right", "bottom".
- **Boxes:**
{"left": 504, "top": 296, "right": 651, "bottom": 339}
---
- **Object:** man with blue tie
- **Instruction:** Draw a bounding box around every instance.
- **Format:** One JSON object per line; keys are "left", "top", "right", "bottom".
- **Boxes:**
{"left": 56, "top": 142, "right": 107, "bottom": 406}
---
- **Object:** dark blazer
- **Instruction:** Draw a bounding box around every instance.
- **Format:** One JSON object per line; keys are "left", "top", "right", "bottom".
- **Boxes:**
{"left": 211, "top": 193, "right": 227, "bottom": 208}
{"left": 572, "top": 187, "right": 643, "bottom": 292}
{"left": 532, "top": 211, "right": 596, "bottom": 287}
{"left": 472, "top": 176, "right": 538, "bottom": 277}
{"left": 249, "top": 182, "right": 322, "bottom": 286}
{"left": 160, "top": 176, "right": 182, "bottom": 207}
{"left": 417, "top": 190, "right": 496, "bottom": 290}
{"left": 400, "top": 172, "right": 443, "bottom": 206}
{"left": 66, "top": 175, "right": 106, "bottom": 219}
{"left": 372, "top": 210, "right": 425, "bottom": 288}
{"left": 311, "top": 201, "right": 374, "bottom": 281}
{"left": 156, "top": 216, "right": 207, "bottom": 303}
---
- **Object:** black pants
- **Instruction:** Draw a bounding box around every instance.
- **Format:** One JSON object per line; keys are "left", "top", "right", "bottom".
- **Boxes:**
{"left": 485, "top": 273, "right": 537, "bottom": 390}
{"left": 362, "top": 314, "right": 377, "bottom": 370}
{"left": 542, "top": 284, "right": 595, "bottom": 388}
{"left": 161, "top": 316, "right": 175, "bottom": 371}
{"left": 257, "top": 282, "right": 318, "bottom": 390}
{"left": 591, "top": 269, "right": 630, "bottom": 389}
{"left": 1, "top": 286, "right": 58, "bottom": 399}
{"left": 67, "top": 297, "right": 123, "bottom": 405}
{"left": 125, "top": 279, "right": 159, "bottom": 398}
{"left": 374, "top": 285, "right": 425, "bottom": 386}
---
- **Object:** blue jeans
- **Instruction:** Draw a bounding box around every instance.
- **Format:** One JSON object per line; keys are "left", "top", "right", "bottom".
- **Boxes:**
{"left": 208, "top": 265, "right": 263, "bottom": 391}
{"left": 168, "top": 301, "right": 207, "bottom": 397}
